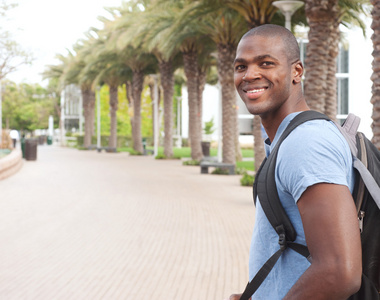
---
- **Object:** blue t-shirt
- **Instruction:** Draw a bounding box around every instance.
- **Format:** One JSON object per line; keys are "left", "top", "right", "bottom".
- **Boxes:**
{"left": 249, "top": 112, "right": 355, "bottom": 299}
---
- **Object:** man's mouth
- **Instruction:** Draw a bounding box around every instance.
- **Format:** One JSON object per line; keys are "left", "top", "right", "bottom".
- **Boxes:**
{"left": 246, "top": 88, "right": 266, "bottom": 94}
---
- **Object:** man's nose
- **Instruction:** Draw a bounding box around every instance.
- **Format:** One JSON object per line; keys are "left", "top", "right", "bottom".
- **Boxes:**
{"left": 242, "top": 67, "right": 261, "bottom": 81}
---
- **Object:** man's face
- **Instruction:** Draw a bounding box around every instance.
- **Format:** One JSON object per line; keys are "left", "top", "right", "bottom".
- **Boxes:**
{"left": 234, "top": 34, "right": 294, "bottom": 116}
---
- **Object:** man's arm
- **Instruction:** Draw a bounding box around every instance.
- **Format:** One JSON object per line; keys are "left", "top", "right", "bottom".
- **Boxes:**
{"left": 283, "top": 183, "right": 362, "bottom": 300}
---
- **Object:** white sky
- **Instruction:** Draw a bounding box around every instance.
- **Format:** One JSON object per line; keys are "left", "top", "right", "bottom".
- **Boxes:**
{"left": 2, "top": 0, "right": 123, "bottom": 86}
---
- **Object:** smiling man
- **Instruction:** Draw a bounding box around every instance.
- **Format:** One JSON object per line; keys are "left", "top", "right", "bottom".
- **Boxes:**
{"left": 227, "top": 24, "right": 362, "bottom": 300}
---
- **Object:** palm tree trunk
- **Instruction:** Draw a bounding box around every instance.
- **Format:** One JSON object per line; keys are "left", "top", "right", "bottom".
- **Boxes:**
{"left": 371, "top": 0, "right": 380, "bottom": 149}
{"left": 304, "top": 0, "right": 339, "bottom": 113}
{"left": 159, "top": 60, "right": 174, "bottom": 158}
{"left": 325, "top": 24, "right": 339, "bottom": 121}
{"left": 198, "top": 67, "right": 207, "bottom": 143}
{"left": 109, "top": 84, "right": 118, "bottom": 150}
{"left": 89, "top": 90, "right": 96, "bottom": 138}
{"left": 125, "top": 80, "right": 134, "bottom": 138}
{"left": 132, "top": 70, "right": 144, "bottom": 153}
{"left": 183, "top": 50, "right": 203, "bottom": 160}
{"left": 81, "top": 86, "right": 93, "bottom": 148}
{"left": 217, "top": 43, "right": 237, "bottom": 164}
{"left": 253, "top": 115, "right": 265, "bottom": 171}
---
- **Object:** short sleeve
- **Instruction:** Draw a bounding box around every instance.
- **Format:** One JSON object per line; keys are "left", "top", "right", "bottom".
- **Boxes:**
{"left": 276, "top": 120, "right": 353, "bottom": 202}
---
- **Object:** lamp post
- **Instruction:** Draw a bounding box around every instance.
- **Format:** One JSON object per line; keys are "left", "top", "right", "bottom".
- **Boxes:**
{"left": 272, "top": 1, "right": 304, "bottom": 31}
{"left": 97, "top": 86, "right": 101, "bottom": 152}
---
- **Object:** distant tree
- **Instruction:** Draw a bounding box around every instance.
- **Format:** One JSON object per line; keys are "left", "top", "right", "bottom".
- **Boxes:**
{"left": 2, "top": 81, "right": 57, "bottom": 132}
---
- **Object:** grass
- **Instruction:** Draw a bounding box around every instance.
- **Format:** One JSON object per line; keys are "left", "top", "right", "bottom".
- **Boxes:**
{"left": 119, "top": 146, "right": 255, "bottom": 172}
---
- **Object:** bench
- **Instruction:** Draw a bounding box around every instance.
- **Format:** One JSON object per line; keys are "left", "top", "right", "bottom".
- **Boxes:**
{"left": 200, "top": 161, "right": 235, "bottom": 175}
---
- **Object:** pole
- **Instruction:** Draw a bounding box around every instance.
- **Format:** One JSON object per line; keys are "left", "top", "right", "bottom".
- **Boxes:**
{"left": 177, "top": 96, "right": 182, "bottom": 148}
{"left": 60, "top": 89, "right": 65, "bottom": 146}
{"left": 153, "top": 75, "right": 159, "bottom": 157}
{"left": 284, "top": 11, "right": 292, "bottom": 31}
{"left": 97, "top": 87, "right": 101, "bottom": 152}
{"left": 217, "top": 82, "right": 222, "bottom": 163}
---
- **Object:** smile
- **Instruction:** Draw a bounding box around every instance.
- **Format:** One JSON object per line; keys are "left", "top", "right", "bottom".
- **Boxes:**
{"left": 246, "top": 88, "right": 266, "bottom": 94}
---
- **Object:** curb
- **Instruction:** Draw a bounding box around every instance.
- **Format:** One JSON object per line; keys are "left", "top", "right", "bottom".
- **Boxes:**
{"left": 0, "top": 149, "right": 23, "bottom": 180}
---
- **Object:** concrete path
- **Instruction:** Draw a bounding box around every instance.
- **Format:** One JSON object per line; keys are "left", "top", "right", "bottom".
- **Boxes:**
{"left": 0, "top": 146, "right": 255, "bottom": 300}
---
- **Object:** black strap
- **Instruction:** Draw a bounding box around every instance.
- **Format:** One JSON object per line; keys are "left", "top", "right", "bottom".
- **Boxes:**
{"left": 243, "top": 111, "right": 330, "bottom": 299}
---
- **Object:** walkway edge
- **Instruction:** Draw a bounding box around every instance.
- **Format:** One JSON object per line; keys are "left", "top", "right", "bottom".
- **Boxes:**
{"left": 0, "top": 149, "right": 23, "bottom": 180}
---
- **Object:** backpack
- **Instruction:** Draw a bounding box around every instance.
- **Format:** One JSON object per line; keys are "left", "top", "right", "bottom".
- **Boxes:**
{"left": 240, "top": 110, "right": 380, "bottom": 300}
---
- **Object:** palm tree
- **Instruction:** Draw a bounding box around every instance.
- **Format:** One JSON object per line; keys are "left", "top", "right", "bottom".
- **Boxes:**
{"left": 67, "top": 39, "right": 98, "bottom": 149}
{"left": 155, "top": 0, "right": 211, "bottom": 161}
{"left": 175, "top": 1, "right": 247, "bottom": 164}
{"left": 114, "top": 5, "right": 182, "bottom": 158}
{"left": 221, "top": 0, "right": 281, "bottom": 170}
{"left": 106, "top": 3, "right": 158, "bottom": 154}
{"left": 371, "top": 0, "right": 380, "bottom": 149}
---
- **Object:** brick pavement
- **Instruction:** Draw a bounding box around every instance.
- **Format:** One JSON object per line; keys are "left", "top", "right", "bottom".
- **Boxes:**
{"left": 0, "top": 146, "right": 255, "bottom": 300}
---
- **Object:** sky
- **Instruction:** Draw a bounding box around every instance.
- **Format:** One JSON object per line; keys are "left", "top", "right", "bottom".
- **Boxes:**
{"left": 2, "top": 0, "right": 123, "bottom": 86}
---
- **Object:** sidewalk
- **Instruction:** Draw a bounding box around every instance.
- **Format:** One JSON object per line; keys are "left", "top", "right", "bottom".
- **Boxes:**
{"left": 0, "top": 146, "right": 255, "bottom": 300}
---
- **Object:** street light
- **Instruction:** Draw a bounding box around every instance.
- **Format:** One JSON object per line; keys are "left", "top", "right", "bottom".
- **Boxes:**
{"left": 272, "top": 1, "right": 304, "bottom": 31}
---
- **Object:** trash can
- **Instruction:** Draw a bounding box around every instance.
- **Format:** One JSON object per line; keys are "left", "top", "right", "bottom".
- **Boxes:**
{"left": 47, "top": 136, "right": 53, "bottom": 145}
{"left": 201, "top": 141, "right": 211, "bottom": 157}
{"left": 24, "top": 138, "right": 38, "bottom": 161}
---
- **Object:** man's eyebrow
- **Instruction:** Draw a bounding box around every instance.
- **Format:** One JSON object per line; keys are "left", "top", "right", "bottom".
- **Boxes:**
{"left": 233, "top": 54, "right": 279, "bottom": 65}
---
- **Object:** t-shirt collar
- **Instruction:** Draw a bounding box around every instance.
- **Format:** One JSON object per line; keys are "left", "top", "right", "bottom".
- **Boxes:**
{"left": 264, "top": 112, "right": 302, "bottom": 157}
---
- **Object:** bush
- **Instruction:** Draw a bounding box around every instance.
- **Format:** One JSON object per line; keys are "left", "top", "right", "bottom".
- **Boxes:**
{"left": 211, "top": 167, "right": 230, "bottom": 175}
{"left": 182, "top": 159, "right": 200, "bottom": 166}
{"left": 240, "top": 172, "right": 255, "bottom": 186}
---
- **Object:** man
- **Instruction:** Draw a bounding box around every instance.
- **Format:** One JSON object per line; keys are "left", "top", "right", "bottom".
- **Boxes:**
{"left": 9, "top": 129, "right": 19, "bottom": 148}
{"left": 227, "top": 24, "right": 362, "bottom": 299}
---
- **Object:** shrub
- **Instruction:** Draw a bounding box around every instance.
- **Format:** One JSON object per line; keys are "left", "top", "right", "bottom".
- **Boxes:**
{"left": 211, "top": 167, "right": 230, "bottom": 175}
{"left": 240, "top": 172, "right": 255, "bottom": 186}
{"left": 182, "top": 159, "right": 200, "bottom": 166}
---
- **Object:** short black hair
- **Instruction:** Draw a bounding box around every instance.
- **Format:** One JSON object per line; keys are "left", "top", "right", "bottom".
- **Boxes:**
{"left": 241, "top": 24, "right": 300, "bottom": 64}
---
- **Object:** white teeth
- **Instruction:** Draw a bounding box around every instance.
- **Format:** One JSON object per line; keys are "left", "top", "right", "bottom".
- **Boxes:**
{"left": 247, "top": 88, "right": 265, "bottom": 94}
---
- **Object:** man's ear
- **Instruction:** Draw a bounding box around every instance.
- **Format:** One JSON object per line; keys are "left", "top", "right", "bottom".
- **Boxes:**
{"left": 292, "top": 61, "right": 304, "bottom": 84}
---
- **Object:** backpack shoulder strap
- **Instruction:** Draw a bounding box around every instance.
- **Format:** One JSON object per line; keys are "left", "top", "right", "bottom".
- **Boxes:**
{"left": 241, "top": 111, "right": 329, "bottom": 300}
{"left": 333, "top": 113, "right": 360, "bottom": 156}
{"left": 256, "top": 110, "right": 330, "bottom": 241}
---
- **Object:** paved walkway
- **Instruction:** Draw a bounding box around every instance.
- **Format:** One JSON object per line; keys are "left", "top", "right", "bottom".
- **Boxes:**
{"left": 0, "top": 146, "right": 255, "bottom": 300}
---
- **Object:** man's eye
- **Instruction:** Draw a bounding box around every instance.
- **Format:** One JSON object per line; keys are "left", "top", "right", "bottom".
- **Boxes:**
{"left": 235, "top": 65, "right": 245, "bottom": 71}
{"left": 262, "top": 61, "right": 275, "bottom": 67}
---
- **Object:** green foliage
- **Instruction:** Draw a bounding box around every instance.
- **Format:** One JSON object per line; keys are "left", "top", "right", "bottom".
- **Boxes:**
{"left": 203, "top": 117, "right": 215, "bottom": 135}
{"left": 1, "top": 80, "right": 59, "bottom": 131}
{"left": 95, "top": 84, "right": 152, "bottom": 138}
{"left": 211, "top": 167, "right": 230, "bottom": 175}
{"left": 240, "top": 172, "right": 255, "bottom": 186}
{"left": 182, "top": 159, "right": 200, "bottom": 166}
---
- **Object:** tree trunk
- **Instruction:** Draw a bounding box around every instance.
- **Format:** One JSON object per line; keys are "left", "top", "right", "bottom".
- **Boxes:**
{"left": 160, "top": 60, "right": 174, "bottom": 158}
{"left": 371, "top": 0, "right": 380, "bottom": 149}
{"left": 324, "top": 24, "right": 339, "bottom": 121}
{"left": 304, "top": 0, "right": 339, "bottom": 113}
{"left": 125, "top": 80, "right": 134, "bottom": 138}
{"left": 198, "top": 67, "right": 207, "bottom": 142}
{"left": 183, "top": 50, "right": 203, "bottom": 161}
{"left": 109, "top": 84, "right": 118, "bottom": 150}
{"left": 132, "top": 70, "right": 144, "bottom": 153}
{"left": 253, "top": 115, "right": 265, "bottom": 172}
{"left": 81, "top": 86, "right": 93, "bottom": 148}
{"left": 217, "top": 43, "right": 237, "bottom": 164}
{"left": 89, "top": 90, "right": 95, "bottom": 138}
